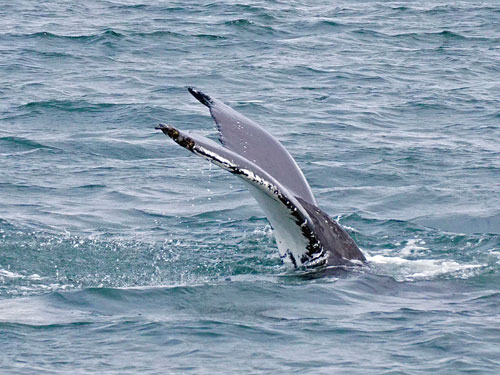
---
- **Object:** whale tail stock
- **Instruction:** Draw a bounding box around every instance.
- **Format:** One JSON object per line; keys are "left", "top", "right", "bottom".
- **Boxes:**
{"left": 157, "top": 88, "right": 366, "bottom": 269}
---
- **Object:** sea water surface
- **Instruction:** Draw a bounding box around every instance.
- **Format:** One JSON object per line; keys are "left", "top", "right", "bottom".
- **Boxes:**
{"left": 1, "top": 1, "right": 500, "bottom": 374}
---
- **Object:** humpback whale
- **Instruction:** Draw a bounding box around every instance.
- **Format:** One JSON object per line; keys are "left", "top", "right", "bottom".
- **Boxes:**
{"left": 157, "top": 88, "right": 366, "bottom": 269}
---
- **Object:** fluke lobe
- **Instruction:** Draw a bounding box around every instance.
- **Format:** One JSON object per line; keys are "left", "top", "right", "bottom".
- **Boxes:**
{"left": 157, "top": 88, "right": 366, "bottom": 270}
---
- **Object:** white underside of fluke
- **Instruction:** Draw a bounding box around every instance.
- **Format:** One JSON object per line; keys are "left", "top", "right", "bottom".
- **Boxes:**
{"left": 192, "top": 143, "right": 323, "bottom": 268}
{"left": 243, "top": 182, "right": 313, "bottom": 267}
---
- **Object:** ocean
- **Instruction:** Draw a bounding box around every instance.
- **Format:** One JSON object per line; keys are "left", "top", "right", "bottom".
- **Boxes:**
{"left": 1, "top": 1, "right": 499, "bottom": 373}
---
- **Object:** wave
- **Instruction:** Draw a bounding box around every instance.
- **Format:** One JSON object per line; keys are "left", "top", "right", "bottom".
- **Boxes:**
{"left": 414, "top": 212, "right": 500, "bottom": 235}
{"left": 223, "top": 19, "right": 280, "bottom": 35}
{"left": 131, "top": 30, "right": 227, "bottom": 40}
{"left": 205, "top": 3, "right": 277, "bottom": 21}
{"left": 425, "top": 4, "right": 500, "bottom": 14}
{"left": 4, "top": 29, "right": 124, "bottom": 43}
{"left": 349, "top": 28, "right": 498, "bottom": 43}
{"left": 392, "top": 30, "right": 467, "bottom": 40}
{"left": 0, "top": 136, "right": 59, "bottom": 151}
{"left": 19, "top": 100, "right": 117, "bottom": 113}
{"left": 391, "top": 30, "right": 499, "bottom": 43}
{"left": 225, "top": 19, "right": 255, "bottom": 27}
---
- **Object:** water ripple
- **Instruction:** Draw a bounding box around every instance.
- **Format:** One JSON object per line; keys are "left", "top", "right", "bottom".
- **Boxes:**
{"left": 2, "top": 0, "right": 500, "bottom": 373}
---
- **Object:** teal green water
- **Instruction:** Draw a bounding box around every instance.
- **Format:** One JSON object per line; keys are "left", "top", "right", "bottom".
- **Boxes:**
{"left": 1, "top": 1, "right": 500, "bottom": 373}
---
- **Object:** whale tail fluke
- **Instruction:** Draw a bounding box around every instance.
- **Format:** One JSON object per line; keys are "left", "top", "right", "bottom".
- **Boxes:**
{"left": 157, "top": 89, "right": 366, "bottom": 269}
{"left": 187, "top": 87, "right": 212, "bottom": 107}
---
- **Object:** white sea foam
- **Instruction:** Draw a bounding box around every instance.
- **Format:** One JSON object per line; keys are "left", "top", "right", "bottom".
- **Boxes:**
{"left": 0, "top": 268, "right": 43, "bottom": 281}
{"left": 400, "top": 238, "right": 428, "bottom": 256}
{"left": 487, "top": 249, "right": 500, "bottom": 263}
{"left": 0, "top": 269, "right": 24, "bottom": 279}
{"left": 0, "top": 268, "right": 66, "bottom": 297}
{"left": 366, "top": 253, "right": 485, "bottom": 282}
{"left": 252, "top": 224, "right": 273, "bottom": 237}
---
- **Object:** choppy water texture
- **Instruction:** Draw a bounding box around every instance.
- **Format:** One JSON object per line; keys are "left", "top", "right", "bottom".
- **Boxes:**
{"left": 1, "top": 1, "right": 500, "bottom": 373}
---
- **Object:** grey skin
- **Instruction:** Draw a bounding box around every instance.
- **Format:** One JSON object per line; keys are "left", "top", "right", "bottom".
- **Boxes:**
{"left": 157, "top": 88, "right": 366, "bottom": 270}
